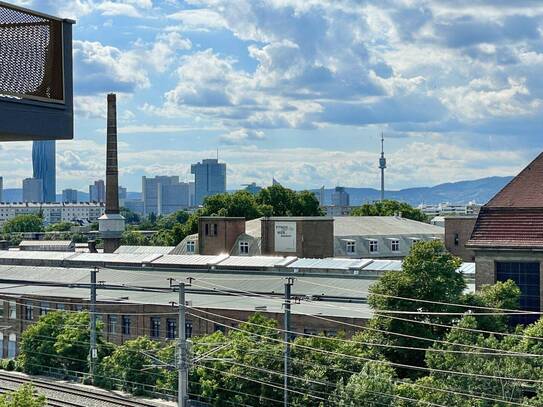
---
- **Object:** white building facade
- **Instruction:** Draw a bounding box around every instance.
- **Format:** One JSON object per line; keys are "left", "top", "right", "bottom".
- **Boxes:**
{"left": 0, "top": 202, "right": 105, "bottom": 225}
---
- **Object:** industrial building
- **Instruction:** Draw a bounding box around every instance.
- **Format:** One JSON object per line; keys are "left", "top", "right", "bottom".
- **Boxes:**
{"left": 173, "top": 216, "right": 444, "bottom": 259}
{"left": 0, "top": 250, "right": 474, "bottom": 358}
{"left": 0, "top": 202, "right": 105, "bottom": 225}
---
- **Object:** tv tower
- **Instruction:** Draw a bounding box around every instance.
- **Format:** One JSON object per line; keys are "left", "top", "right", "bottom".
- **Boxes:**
{"left": 379, "top": 133, "right": 386, "bottom": 201}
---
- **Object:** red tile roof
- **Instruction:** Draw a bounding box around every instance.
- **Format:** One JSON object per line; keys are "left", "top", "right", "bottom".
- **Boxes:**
{"left": 467, "top": 152, "right": 543, "bottom": 249}
{"left": 467, "top": 208, "right": 543, "bottom": 249}
{"left": 487, "top": 152, "right": 543, "bottom": 208}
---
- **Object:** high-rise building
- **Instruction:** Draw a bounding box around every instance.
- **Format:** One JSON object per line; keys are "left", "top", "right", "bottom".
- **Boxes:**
{"left": 142, "top": 176, "right": 191, "bottom": 216}
{"left": 0, "top": 177, "right": 3, "bottom": 202}
{"left": 22, "top": 178, "right": 43, "bottom": 202}
{"left": 189, "top": 182, "right": 195, "bottom": 207}
{"left": 332, "top": 186, "right": 350, "bottom": 206}
{"left": 243, "top": 182, "right": 262, "bottom": 195}
{"left": 191, "top": 159, "right": 226, "bottom": 205}
{"left": 119, "top": 186, "right": 127, "bottom": 206}
{"left": 32, "top": 140, "right": 56, "bottom": 202}
{"left": 62, "top": 189, "right": 78, "bottom": 203}
{"left": 89, "top": 180, "right": 105, "bottom": 203}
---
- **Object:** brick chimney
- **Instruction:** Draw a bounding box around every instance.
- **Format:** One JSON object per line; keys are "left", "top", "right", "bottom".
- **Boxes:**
{"left": 98, "top": 94, "right": 125, "bottom": 253}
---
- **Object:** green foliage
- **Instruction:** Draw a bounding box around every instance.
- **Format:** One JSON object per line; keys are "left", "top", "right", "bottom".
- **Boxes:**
{"left": 256, "top": 184, "right": 323, "bottom": 216}
{"left": 45, "top": 221, "right": 75, "bottom": 232}
{"left": 203, "top": 191, "right": 263, "bottom": 219}
{"left": 351, "top": 200, "right": 428, "bottom": 222}
{"left": 2, "top": 214, "right": 44, "bottom": 234}
{"left": 97, "top": 336, "right": 168, "bottom": 396}
{"left": 330, "top": 362, "right": 396, "bottom": 406}
{"left": 19, "top": 311, "right": 109, "bottom": 376}
{"left": 367, "top": 240, "right": 464, "bottom": 371}
{"left": 120, "top": 207, "right": 141, "bottom": 224}
{"left": 120, "top": 230, "right": 148, "bottom": 246}
{"left": 0, "top": 384, "right": 46, "bottom": 407}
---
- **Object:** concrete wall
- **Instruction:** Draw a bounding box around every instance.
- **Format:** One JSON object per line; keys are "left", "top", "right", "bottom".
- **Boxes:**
{"left": 198, "top": 217, "right": 246, "bottom": 255}
{"left": 261, "top": 218, "right": 334, "bottom": 258}
{"left": 445, "top": 216, "right": 477, "bottom": 261}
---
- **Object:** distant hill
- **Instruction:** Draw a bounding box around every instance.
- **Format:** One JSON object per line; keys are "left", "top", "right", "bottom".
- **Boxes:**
{"left": 315, "top": 176, "right": 514, "bottom": 206}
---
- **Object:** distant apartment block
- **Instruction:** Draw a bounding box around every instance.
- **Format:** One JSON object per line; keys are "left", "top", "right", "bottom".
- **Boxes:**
{"left": 89, "top": 180, "right": 105, "bottom": 203}
{"left": 321, "top": 205, "right": 356, "bottom": 217}
{"left": 22, "top": 178, "right": 43, "bottom": 203}
{"left": 418, "top": 202, "right": 482, "bottom": 217}
{"left": 142, "top": 176, "right": 191, "bottom": 216}
{"left": 244, "top": 182, "right": 262, "bottom": 195}
{"left": 62, "top": 189, "right": 78, "bottom": 203}
{"left": 123, "top": 199, "right": 144, "bottom": 215}
{"left": 332, "top": 186, "right": 350, "bottom": 206}
{"left": 0, "top": 202, "right": 105, "bottom": 225}
{"left": 191, "top": 159, "right": 226, "bottom": 205}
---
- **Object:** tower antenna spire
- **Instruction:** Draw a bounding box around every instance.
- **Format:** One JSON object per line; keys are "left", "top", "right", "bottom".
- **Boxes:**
{"left": 379, "top": 132, "right": 387, "bottom": 202}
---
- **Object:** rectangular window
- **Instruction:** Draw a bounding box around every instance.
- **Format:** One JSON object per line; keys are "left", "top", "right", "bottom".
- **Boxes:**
{"left": 0, "top": 301, "right": 4, "bottom": 319}
{"left": 186, "top": 241, "right": 195, "bottom": 253}
{"left": 40, "top": 302, "right": 50, "bottom": 316}
{"left": 214, "top": 324, "right": 226, "bottom": 334}
{"left": 122, "top": 316, "right": 131, "bottom": 336}
{"left": 239, "top": 241, "right": 249, "bottom": 255}
{"left": 205, "top": 223, "right": 209, "bottom": 236}
{"left": 150, "top": 317, "right": 161, "bottom": 338}
{"left": 8, "top": 301, "right": 16, "bottom": 320}
{"left": 108, "top": 315, "right": 118, "bottom": 334}
{"left": 369, "top": 240, "right": 379, "bottom": 253}
{"left": 186, "top": 321, "right": 193, "bottom": 339}
{"left": 166, "top": 319, "right": 177, "bottom": 340}
{"left": 213, "top": 224, "right": 218, "bottom": 235}
{"left": 57, "top": 303, "right": 65, "bottom": 311}
{"left": 391, "top": 240, "right": 400, "bottom": 252}
{"left": 496, "top": 262, "right": 540, "bottom": 325}
{"left": 23, "top": 302, "right": 33, "bottom": 321}
{"left": 346, "top": 241, "right": 356, "bottom": 254}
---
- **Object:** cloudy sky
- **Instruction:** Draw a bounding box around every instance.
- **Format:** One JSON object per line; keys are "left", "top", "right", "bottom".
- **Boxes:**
{"left": 3, "top": 0, "right": 543, "bottom": 192}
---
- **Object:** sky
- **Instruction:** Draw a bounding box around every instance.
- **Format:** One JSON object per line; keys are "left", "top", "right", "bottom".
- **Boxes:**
{"left": 2, "top": 0, "right": 543, "bottom": 192}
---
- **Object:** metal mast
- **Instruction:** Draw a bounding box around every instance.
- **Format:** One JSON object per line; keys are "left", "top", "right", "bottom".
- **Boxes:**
{"left": 379, "top": 133, "right": 386, "bottom": 201}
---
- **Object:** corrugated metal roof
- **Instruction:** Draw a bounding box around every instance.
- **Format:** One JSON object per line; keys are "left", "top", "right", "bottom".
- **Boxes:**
{"left": 334, "top": 216, "right": 445, "bottom": 237}
{"left": 151, "top": 254, "right": 227, "bottom": 266}
{"left": 67, "top": 253, "right": 162, "bottom": 264}
{"left": 288, "top": 258, "right": 372, "bottom": 271}
{"left": 0, "top": 251, "right": 76, "bottom": 261}
{"left": 114, "top": 246, "right": 175, "bottom": 255}
{"left": 216, "top": 256, "right": 297, "bottom": 268}
{"left": 362, "top": 259, "right": 403, "bottom": 272}
{"left": 19, "top": 240, "right": 73, "bottom": 247}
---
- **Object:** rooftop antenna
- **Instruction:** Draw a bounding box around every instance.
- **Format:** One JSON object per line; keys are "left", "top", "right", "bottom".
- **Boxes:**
{"left": 379, "top": 132, "right": 386, "bottom": 202}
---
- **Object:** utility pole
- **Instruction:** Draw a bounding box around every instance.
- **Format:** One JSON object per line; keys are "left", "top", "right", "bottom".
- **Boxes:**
{"left": 178, "top": 282, "right": 189, "bottom": 407}
{"left": 89, "top": 266, "right": 98, "bottom": 384}
{"left": 284, "top": 277, "right": 294, "bottom": 407}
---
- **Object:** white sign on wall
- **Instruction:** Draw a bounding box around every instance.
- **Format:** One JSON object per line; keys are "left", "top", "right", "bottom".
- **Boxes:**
{"left": 274, "top": 221, "right": 297, "bottom": 252}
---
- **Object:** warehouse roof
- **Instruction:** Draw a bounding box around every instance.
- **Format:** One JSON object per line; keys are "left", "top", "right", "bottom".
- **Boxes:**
{"left": 114, "top": 246, "right": 175, "bottom": 255}
{"left": 333, "top": 216, "right": 444, "bottom": 237}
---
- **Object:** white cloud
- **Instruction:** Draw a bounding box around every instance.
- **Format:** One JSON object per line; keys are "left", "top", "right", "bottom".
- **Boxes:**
{"left": 219, "top": 129, "right": 266, "bottom": 145}
{"left": 167, "top": 9, "right": 227, "bottom": 31}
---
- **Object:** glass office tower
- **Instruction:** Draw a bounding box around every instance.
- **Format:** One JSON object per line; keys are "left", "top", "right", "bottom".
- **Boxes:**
{"left": 32, "top": 140, "right": 56, "bottom": 202}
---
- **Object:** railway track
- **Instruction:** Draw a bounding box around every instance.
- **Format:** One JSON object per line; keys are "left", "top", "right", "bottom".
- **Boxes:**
{"left": 0, "top": 371, "right": 162, "bottom": 407}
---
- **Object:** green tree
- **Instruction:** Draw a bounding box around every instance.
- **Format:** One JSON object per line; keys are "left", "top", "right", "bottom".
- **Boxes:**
{"left": 0, "top": 384, "right": 46, "bottom": 407}
{"left": 329, "top": 362, "right": 396, "bottom": 406}
{"left": 351, "top": 200, "right": 428, "bottom": 222}
{"left": 203, "top": 191, "right": 263, "bottom": 220}
{"left": 121, "top": 230, "right": 149, "bottom": 246}
{"left": 256, "top": 185, "right": 323, "bottom": 216}
{"left": 365, "top": 240, "right": 464, "bottom": 371}
{"left": 120, "top": 207, "right": 141, "bottom": 224}
{"left": 2, "top": 214, "right": 44, "bottom": 234}
{"left": 97, "top": 336, "right": 168, "bottom": 396}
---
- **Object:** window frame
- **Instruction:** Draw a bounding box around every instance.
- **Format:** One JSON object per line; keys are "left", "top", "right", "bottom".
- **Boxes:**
{"left": 390, "top": 239, "right": 400, "bottom": 252}
{"left": 369, "top": 239, "right": 379, "bottom": 253}
{"left": 166, "top": 318, "right": 177, "bottom": 340}
{"left": 346, "top": 241, "right": 356, "bottom": 254}
{"left": 239, "top": 241, "right": 249, "bottom": 255}
{"left": 122, "top": 315, "right": 131, "bottom": 336}
{"left": 150, "top": 317, "right": 161, "bottom": 338}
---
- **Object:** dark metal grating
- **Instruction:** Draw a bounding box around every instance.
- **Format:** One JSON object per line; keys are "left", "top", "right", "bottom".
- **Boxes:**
{"left": 0, "top": 3, "right": 63, "bottom": 102}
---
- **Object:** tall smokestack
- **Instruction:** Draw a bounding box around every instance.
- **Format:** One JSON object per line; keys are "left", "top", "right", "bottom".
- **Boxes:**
{"left": 99, "top": 93, "right": 125, "bottom": 253}
{"left": 106, "top": 93, "right": 119, "bottom": 214}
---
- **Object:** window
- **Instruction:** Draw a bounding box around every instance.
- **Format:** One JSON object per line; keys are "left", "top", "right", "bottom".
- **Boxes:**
{"left": 346, "top": 241, "right": 356, "bottom": 254}
{"left": 8, "top": 301, "right": 16, "bottom": 320}
{"left": 122, "top": 316, "right": 131, "bottom": 336}
{"left": 186, "top": 241, "right": 195, "bottom": 254}
{"left": 205, "top": 223, "right": 209, "bottom": 236}
{"left": 0, "top": 301, "right": 4, "bottom": 319}
{"left": 75, "top": 304, "right": 83, "bottom": 312}
{"left": 239, "top": 241, "right": 249, "bottom": 255}
{"left": 7, "top": 334, "right": 16, "bottom": 359}
{"left": 369, "top": 240, "right": 379, "bottom": 253}
{"left": 108, "top": 315, "right": 118, "bottom": 334}
{"left": 391, "top": 239, "right": 400, "bottom": 252}
{"left": 150, "top": 317, "right": 161, "bottom": 338}
{"left": 23, "top": 302, "right": 33, "bottom": 321}
{"left": 496, "top": 262, "right": 540, "bottom": 325}
{"left": 166, "top": 319, "right": 177, "bottom": 340}
{"left": 454, "top": 233, "right": 459, "bottom": 246}
{"left": 40, "top": 302, "right": 50, "bottom": 316}
{"left": 214, "top": 324, "right": 226, "bottom": 334}
{"left": 185, "top": 321, "right": 193, "bottom": 339}
{"left": 213, "top": 223, "right": 218, "bottom": 236}
{"left": 57, "top": 303, "right": 65, "bottom": 311}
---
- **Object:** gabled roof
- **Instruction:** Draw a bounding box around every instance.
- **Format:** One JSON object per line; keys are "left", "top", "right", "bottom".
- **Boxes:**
{"left": 468, "top": 152, "right": 543, "bottom": 249}
{"left": 486, "top": 152, "right": 543, "bottom": 208}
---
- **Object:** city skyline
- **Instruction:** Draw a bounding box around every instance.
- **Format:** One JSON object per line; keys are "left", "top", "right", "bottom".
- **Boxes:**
{"left": 0, "top": 0, "right": 540, "bottom": 192}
